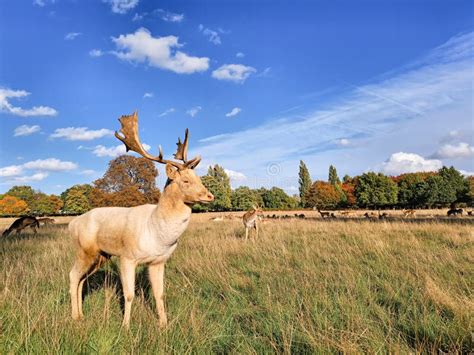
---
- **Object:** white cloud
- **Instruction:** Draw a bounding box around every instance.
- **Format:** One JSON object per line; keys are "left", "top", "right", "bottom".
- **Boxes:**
{"left": 111, "top": 28, "right": 209, "bottom": 74}
{"left": 225, "top": 107, "right": 241, "bottom": 117}
{"left": 23, "top": 158, "right": 78, "bottom": 171}
{"left": 11, "top": 172, "right": 49, "bottom": 183}
{"left": 14, "top": 124, "right": 41, "bottom": 137}
{"left": 459, "top": 170, "right": 474, "bottom": 176}
{"left": 159, "top": 108, "right": 175, "bottom": 117}
{"left": 65, "top": 32, "right": 82, "bottom": 40}
{"left": 257, "top": 67, "right": 272, "bottom": 78}
{"left": 236, "top": 52, "right": 245, "bottom": 58}
{"left": 432, "top": 142, "right": 474, "bottom": 159}
{"left": 380, "top": 152, "right": 442, "bottom": 175}
{"left": 89, "top": 49, "right": 104, "bottom": 57}
{"left": 0, "top": 88, "right": 58, "bottom": 117}
{"left": 194, "top": 32, "right": 473, "bottom": 186}
{"left": 93, "top": 143, "right": 151, "bottom": 158}
{"left": 33, "top": 0, "right": 55, "bottom": 7}
{"left": 186, "top": 106, "right": 202, "bottom": 117}
{"left": 198, "top": 25, "right": 221, "bottom": 45}
{"left": 224, "top": 169, "right": 246, "bottom": 181}
{"left": 103, "top": 0, "right": 139, "bottom": 14}
{"left": 132, "top": 12, "right": 144, "bottom": 21}
{"left": 80, "top": 169, "right": 96, "bottom": 175}
{"left": 143, "top": 92, "right": 154, "bottom": 99}
{"left": 211, "top": 64, "right": 256, "bottom": 83}
{"left": 335, "top": 138, "right": 350, "bottom": 146}
{"left": 50, "top": 127, "right": 114, "bottom": 141}
{"left": 156, "top": 9, "right": 184, "bottom": 23}
{"left": 0, "top": 165, "right": 24, "bottom": 177}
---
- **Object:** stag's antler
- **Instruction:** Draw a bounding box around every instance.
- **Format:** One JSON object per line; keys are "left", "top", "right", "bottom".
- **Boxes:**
{"left": 114, "top": 111, "right": 201, "bottom": 170}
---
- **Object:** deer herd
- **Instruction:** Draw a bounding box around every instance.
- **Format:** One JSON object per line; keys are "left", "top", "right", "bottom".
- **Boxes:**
{"left": 1, "top": 111, "right": 472, "bottom": 329}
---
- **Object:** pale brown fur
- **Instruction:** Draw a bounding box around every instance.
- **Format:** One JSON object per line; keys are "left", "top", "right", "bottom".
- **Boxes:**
{"left": 242, "top": 206, "right": 263, "bottom": 240}
{"left": 68, "top": 114, "right": 213, "bottom": 329}
{"left": 402, "top": 209, "right": 416, "bottom": 218}
{"left": 38, "top": 217, "right": 55, "bottom": 225}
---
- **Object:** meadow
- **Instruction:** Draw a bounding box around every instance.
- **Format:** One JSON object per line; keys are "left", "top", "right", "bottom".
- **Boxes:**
{"left": 1, "top": 215, "right": 473, "bottom": 353}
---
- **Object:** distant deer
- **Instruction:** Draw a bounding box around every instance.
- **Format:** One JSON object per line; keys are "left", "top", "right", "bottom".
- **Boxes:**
{"left": 68, "top": 112, "right": 214, "bottom": 329}
{"left": 38, "top": 217, "right": 55, "bottom": 225}
{"left": 2, "top": 216, "right": 40, "bottom": 237}
{"left": 317, "top": 208, "right": 330, "bottom": 219}
{"left": 378, "top": 212, "right": 389, "bottom": 220}
{"left": 447, "top": 208, "right": 463, "bottom": 216}
{"left": 209, "top": 215, "right": 224, "bottom": 222}
{"left": 340, "top": 211, "right": 353, "bottom": 217}
{"left": 402, "top": 209, "right": 416, "bottom": 218}
{"left": 242, "top": 205, "right": 263, "bottom": 240}
{"left": 364, "top": 212, "right": 377, "bottom": 219}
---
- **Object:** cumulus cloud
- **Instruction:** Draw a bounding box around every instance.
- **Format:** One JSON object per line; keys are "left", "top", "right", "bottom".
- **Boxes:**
{"left": 143, "top": 92, "right": 154, "bottom": 98}
{"left": 23, "top": 158, "right": 78, "bottom": 171}
{"left": 0, "top": 158, "right": 77, "bottom": 183}
{"left": 65, "top": 32, "right": 82, "bottom": 40}
{"left": 0, "top": 88, "right": 58, "bottom": 117}
{"left": 89, "top": 49, "right": 104, "bottom": 57}
{"left": 0, "top": 165, "right": 24, "bottom": 177}
{"left": 159, "top": 108, "right": 175, "bottom": 117}
{"left": 380, "top": 152, "right": 442, "bottom": 175}
{"left": 50, "top": 127, "right": 114, "bottom": 141}
{"left": 224, "top": 169, "right": 246, "bottom": 181}
{"left": 103, "top": 0, "right": 139, "bottom": 14}
{"left": 225, "top": 107, "right": 241, "bottom": 117}
{"left": 14, "top": 124, "right": 41, "bottom": 137}
{"left": 211, "top": 64, "right": 256, "bottom": 83}
{"left": 93, "top": 143, "right": 151, "bottom": 158}
{"left": 432, "top": 142, "right": 474, "bottom": 159}
{"left": 111, "top": 28, "right": 209, "bottom": 74}
{"left": 186, "top": 106, "right": 202, "bottom": 117}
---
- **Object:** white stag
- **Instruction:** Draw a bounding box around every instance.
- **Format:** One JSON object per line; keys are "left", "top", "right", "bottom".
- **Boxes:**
{"left": 68, "top": 112, "right": 214, "bottom": 328}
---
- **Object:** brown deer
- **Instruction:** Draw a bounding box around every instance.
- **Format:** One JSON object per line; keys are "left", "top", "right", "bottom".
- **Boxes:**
{"left": 242, "top": 205, "right": 263, "bottom": 240}
{"left": 402, "top": 209, "right": 416, "bottom": 218}
{"left": 38, "top": 217, "right": 55, "bottom": 225}
{"left": 68, "top": 112, "right": 214, "bottom": 329}
{"left": 2, "top": 216, "right": 40, "bottom": 237}
{"left": 317, "top": 208, "right": 330, "bottom": 219}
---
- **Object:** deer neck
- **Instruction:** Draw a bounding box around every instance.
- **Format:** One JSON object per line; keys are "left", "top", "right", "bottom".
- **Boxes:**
{"left": 154, "top": 182, "right": 191, "bottom": 221}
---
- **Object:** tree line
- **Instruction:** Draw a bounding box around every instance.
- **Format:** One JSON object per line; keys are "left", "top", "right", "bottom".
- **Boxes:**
{"left": 0, "top": 155, "right": 472, "bottom": 216}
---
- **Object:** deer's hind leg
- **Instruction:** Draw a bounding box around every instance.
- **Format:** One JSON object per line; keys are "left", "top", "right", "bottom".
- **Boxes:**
{"left": 69, "top": 251, "right": 99, "bottom": 320}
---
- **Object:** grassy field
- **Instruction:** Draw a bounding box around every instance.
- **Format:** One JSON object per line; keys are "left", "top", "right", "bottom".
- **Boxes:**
{"left": 1, "top": 216, "right": 473, "bottom": 353}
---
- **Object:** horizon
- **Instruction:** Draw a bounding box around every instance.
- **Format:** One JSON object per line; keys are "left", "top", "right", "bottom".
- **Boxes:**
{"left": 1, "top": 0, "right": 473, "bottom": 195}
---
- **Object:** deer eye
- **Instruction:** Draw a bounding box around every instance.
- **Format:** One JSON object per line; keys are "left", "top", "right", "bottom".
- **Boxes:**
{"left": 182, "top": 179, "right": 190, "bottom": 184}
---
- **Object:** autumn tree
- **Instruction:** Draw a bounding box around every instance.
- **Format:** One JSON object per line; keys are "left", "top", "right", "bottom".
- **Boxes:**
{"left": 6, "top": 186, "right": 35, "bottom": 207}
{"left": 91, "top": 155, "right": 160, "bottom": 207}
{"left": 62, "top": 184, "right": 92, "bottom": 214}
{"left": 306, "top": 181, "right": 340, "bottom": 209}
{"left": 298, "top": 160, "right": 312, "bottom": 208}
{"left": 0, "top": 195, "right": 29, "bottom": 216}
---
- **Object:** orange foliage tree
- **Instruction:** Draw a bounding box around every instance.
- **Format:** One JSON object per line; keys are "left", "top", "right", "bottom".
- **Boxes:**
{"left": 307, "top": 181, "right": 341, "bottom": 209}
{"left": 0, "top": 195, "right": 29, "bottom": 216}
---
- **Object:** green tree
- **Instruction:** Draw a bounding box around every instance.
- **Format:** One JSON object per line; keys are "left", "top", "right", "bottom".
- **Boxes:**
{"left": 231, "top": 187, "right": 261, "bottom": 211}
{"left": 62, "top": 184, "right": 93, "bottom": 214}
{"left": 204, "top": 165, "right": 232, "bottom": 211}
{"left": 261, "top": 187, "right": 297, "bottom": 209}
{"left": 30, "top": 193, "right": 63, "bottom": 215}
{"left": 397, "top": 173, "right": 430, "bottom": 208}
{"left": 438, "top": 166, "right": 469, "bottom": 202}
{"left": 298, "top": 160, "right": 312, "bottom": 207}
{"left": 354, "top": 172, "right": 398, "bottom": 208}
{"left": 328, "top": 165, "right": 340, "bottom": 185}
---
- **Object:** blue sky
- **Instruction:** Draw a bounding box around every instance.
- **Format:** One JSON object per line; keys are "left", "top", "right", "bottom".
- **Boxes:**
{"left": 0, "top": 0, "right": 473, "bottom": 195}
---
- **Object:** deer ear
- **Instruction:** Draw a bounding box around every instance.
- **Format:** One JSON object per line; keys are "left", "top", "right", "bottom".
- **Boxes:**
{"left": 185, "top": 156, "right": 201, "bottom": 169}
{"left": 166, "top": 163, "right": 179, "bottom": 180}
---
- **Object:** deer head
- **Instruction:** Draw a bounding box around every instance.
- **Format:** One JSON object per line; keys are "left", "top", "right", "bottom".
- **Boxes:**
{"left": 115, "top": 111, "right": 214, "bottom": 204}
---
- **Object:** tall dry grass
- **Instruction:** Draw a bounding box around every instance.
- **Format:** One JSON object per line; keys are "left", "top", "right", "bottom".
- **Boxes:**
{"left": 1, "top": 217, "right": 472, "bottom": 353}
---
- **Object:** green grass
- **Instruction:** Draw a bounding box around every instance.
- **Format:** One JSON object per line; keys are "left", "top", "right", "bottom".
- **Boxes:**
{"left": 1, "top": 219, "right": 473, "bottom": 353}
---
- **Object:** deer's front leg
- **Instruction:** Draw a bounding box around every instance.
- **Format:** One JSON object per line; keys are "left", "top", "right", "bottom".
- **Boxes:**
{"left": 149, "top": 262, "right": 167, "bottom": 328}
{"left": 120, "top": 257, "right": 136, "bottom": 329}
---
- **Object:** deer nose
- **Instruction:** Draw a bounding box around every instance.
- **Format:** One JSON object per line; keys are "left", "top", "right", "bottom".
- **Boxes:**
{"left": 207, "top": 192, "right": 214, "bottom": 201}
